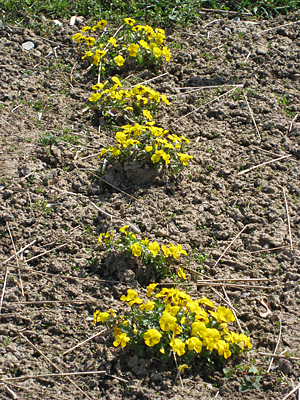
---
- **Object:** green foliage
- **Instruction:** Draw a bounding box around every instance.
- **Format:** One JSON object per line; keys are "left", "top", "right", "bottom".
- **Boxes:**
{"left": 1, "top": 0, "right": 297, "bottom": 27}
{"left": 98, "top": 225, "right": 188, "bottom": 278}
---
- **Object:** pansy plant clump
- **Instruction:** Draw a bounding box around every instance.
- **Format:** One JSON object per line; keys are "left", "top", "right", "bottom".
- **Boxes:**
{"left": 98, "top": 121, "right": 193, "bottom": 174}
{"left": 72, "top": 18, "right": 171, "bottom": 76}
{"left": 98, "top": 225, "right": 188, "bottom": 278}
{"left": 88, "top": 79, "right": 169, "bottom": 125}
{"left": 94, "top": 285, "right": 252, "bottom": 372}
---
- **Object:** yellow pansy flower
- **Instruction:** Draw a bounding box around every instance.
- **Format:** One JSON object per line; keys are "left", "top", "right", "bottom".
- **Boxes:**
{"left": 178, "top": 268, "right": 186, "bottom": 280}
{"left": 82, "top": 26, "right": 91, "bottom": 32}
{"left": 113, "top": 333, "right": 130, "bottom": 348}
{"left": 125, "top": 17, "right": 136, "bottom": 26}
{"left": 114, "top": 55, "right": 125, "bottom": 66}
{"left": 170, "top": 338, "right": 185, "bottom": 356}
{"left": 148, "top": 242, "right": 160, "bottom": 257}
{"left": 130, "top": 242, "right": 142, "bottom": 257}
{"left": 143, "top": 329, "right": 162, "bottom": 347}
{"left": 128, "top": 43, "right": 139, "bottom": 57}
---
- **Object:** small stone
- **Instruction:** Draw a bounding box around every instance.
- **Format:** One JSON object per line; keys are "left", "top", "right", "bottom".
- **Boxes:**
{"left": 22, "top": 41, "right": 35, "bottom": 51}
{"left": 53, "top": 19, "right": 62, "bottom": 26}
{"left": 256, "top": 46, "right": 268, "bottom": 56}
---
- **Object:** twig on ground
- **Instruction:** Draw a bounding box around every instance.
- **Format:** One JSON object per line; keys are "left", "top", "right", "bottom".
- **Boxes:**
{"left": 0, "top": 370, "right": 128, "bottom": 383}
{"left": 18, "top": 332, "right": 94, "bottom": 400}
{"left": 197, "top": 277, "right": 268, "bottom": 282}
{"left": 237, "top": 154, "right": 292, "bottom": 175}
{"left": 283, "top": 187, "right": 293, "bottom": 250}
{"left": 257, "top": 21, "right": 300, "bottom": 35}
{"left": 26, "top": 243, "right": 66, "bottom": 262}
{"left": 0, "top": 268, "right": 9, "bottom": 314}
{"left": 3, "top": 239, "right": 36, "bottom": 264}
{"left": 172, "top": 348, "right": 184, "bottom": 388}
{"left": 202, "top": 19, "right": 223, "bottom": 29}
{"left": 267, "top": 317, "right": 282, "bottom": 373}
{"left": 250, "top": 246, "right": 287, "bottom": 254}
{"left": 223, "top": 287, "right": 243, "bottom": 333}
{"left": 197, "top": 281, "right": 269, "bottom": 289}
{"left": 175, "top": 87, "right": 238, "bottom": 122}
{"left": 11, "top": 299, "right": 97, "bottom": 305}
{"left": 63, "top": 328, "right": 107, "bottom": 355}
{"left": 244, "top": 52, "right": 251, "bottom": 63}
{"left": 199, "top": 7, "right": 252, "bottom": 15}
{"left": 6, "top": 264, "right": 120, "bottom": 284}
{"left": 180, "top": 266, "right": 241, "bottom": 312}
{"left": 40, "top": 36, "right": 67, "bottom": 47}
{"left": 6, "top": 222, "right": 24, "bottom": 297}
{"left": 131, "top": 72, "right": 169, "bottom": 89}
{"left": 0, "top": 383, "right": 19, "bottom": 399}
{"left": 243, "top": 89, "right": 261, "bottom": 140}
{"left": 212, "top": 225, "right": 248, "bottom": 269}
{"left": 288, "top": 113, "right": 298, "bottom": 133}
{"left": 281, "top": 383, "right": 300, "bottom": 400}
{"left": 258, "top": 352, "right": 300, "bottom": 361}
{"left": 168, "top": 84, "right": 243, "bottom": 98}
{"left": 70, "top": 61, "right": 77, "bottom": 84}
{"left": 251, "top": 146, "right": 300, "bottom": 164}
{"left": 90, "top": 201, "right": 140, "bottom": 233}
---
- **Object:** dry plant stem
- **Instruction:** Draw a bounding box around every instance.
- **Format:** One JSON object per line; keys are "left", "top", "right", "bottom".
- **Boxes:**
{"left": 288, "top": 113, "right": 298, "bottom": 133}
{"left": 70, "top": 61, "right": 77, "bottom": 84}
{"left": 197, "top": 277, "right": 268, "bottom": 282}
{"left": 63, "top": 328, "right": 107, "bottom": 356}
{"left": 90, "top": 201, "right": 140, "bottom": 233}
{"left": 18, "top": 333, "right": 94, "bottom": 400}
{"left": 0, "top": 268, "right": 9, "bottom": 314}
{"left": 197, "top": 282, "right": 269, "bottom": 289}
{"left": 250, "top": 246, "right": 286, "bottom": 254}
{"left": 13, "top": 299, "right": 97, "bottom": 305}
{"left": 26, "top": 243, "right": 66, "bottom": 262}
{"left": 223, "top": 287, "right": 243, "bottom": 333}
{"left": 281, "top": 383, "right": 300, "bottom": 399}
{"left": 283, "top": 187, "right": 293, "bottom": 250}
{"left": 212, "top": 225, "right": 248, "bottom": 269}
{"left": 267, "top": 317, "right": 282, "bottom": 374}
{"left": 258, "top": 21, "right": 300, "bottom": 34}
{"left": 199, "top": 7, "right": 252, "bottom": 15}
{"left": 0, "top": 370, "right": 129, "bottom": 383}
{"left": 169, "top": 84, "right": 243, "bottom": 97}
{"left": 242, "top": 89, "right": 261, "bottom": 140}
{"left": 244, "top": 52, "right": 251, "bottom": 63}
{"left": 131, "top": 72, "right": 169, "bottom": 88}
{"left": 6, "top": 264, "right": 120, "bottom": 284}
{"left": 6, "top": 222, "right": 24, "bottom": 297}
{"left": 202, "top": 19, "right": 223, "bottom": 29}
{"left": 252, "top": 146, "right": 300, "bottom": 165}
{"left": 238, "top": 154, "right": 292, "bottom": 175}
{"left": 3, "top": 239, "right": 36, "bottom": 264}
{"left": 0, "top": 384, "right": 19, "bottom": 399}
{"left": 171, "top": 347, "right": 183, "bottom": 388}
{"left": 258, "top": 352, "right": 300, "bottom": 361}
{"left": 175, "top": 87, "right": 238, "bottom": 122}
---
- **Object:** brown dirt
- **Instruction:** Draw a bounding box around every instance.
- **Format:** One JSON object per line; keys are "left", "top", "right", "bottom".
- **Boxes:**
{"left": 1, "top": 11, "right": 300, "bottom": 400}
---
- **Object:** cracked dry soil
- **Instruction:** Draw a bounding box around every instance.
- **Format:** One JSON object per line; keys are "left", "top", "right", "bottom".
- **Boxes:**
{"left": 0, "top": 10, "right": 300, "bottom": 400}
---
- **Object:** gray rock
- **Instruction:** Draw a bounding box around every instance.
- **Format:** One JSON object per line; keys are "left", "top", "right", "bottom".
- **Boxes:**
{"left": 22, "top": 41, "right": 35, "bottom": 51}
{"left": 256, "top": 46, "right": 268, "bottom": 56}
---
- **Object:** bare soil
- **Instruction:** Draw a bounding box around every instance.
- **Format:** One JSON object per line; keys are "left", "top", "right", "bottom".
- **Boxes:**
{"left": 0, "top": 11, "right": 300, "bottom": 400}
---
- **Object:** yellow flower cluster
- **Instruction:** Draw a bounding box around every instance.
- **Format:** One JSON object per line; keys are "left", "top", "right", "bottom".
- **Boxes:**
{"left": 93, "top": 286, "right": 252, "bottom": 369}
{"left": 88, "top": 81, "right": 169, "bottom": 125}
{"left": 97, "top": 225, "right": 188, "bottom": 278}
{"left": 72, "top": 18, "right": 171, "bottom": 71}
{"left": 98, "top": 120, "right": 192, "bottom": 170}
